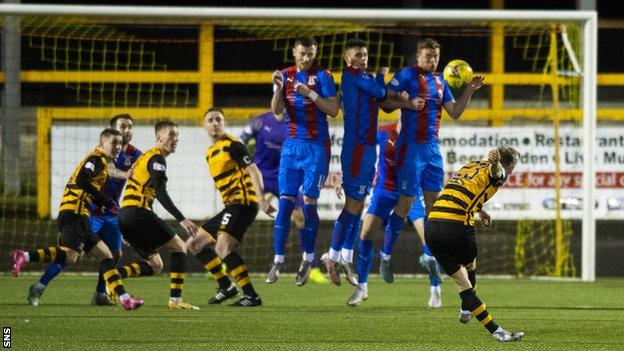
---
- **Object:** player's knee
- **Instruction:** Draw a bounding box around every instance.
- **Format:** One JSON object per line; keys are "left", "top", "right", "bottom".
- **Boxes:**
{"left": 344, "top": 197, "right": 364, "bottom": 215}
{"left": 148, "top": 255, "right": 164, "bottom": 275}
{"left": 167, "top": 235, "right": 187, "bottom": 254}
{"left": 65, "top": 250, "right": 79, "bottom": 265}
{"left": 215, "top": 233, "right": 237, "bottom": 257}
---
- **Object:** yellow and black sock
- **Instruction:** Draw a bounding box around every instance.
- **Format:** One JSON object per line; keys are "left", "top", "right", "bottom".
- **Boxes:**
{"left": 119, "top": 261, "right": 154, "bottom": 279}
{"left": 223, "top": 252, "right": 257, "bottom": 297}
{"left": 101, "top": 258, "right": 128, "bottom": 297}
{"left": 170, "top": 252, "right": 186, "bottom": 299}
{"left": 29, "top": 246, "right": 67, "bottom": 264}
{"left": 195, "top": 247, "right": 232, "bottom": 290}
{"left": 459, "top": 289, "right": 499, "bottom": 333}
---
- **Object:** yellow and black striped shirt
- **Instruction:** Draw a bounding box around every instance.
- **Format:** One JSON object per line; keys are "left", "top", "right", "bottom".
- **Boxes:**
{"left": 429, "top": 160, "right": 506, "bottom": 225}
{"left": 206, "top": 134, "right": 258, "bottom": 207}
{"left": 121, "top": 147, "right": 162, "bottom": 210}
{"left": 59, "top": 148, "right": 109, "bottom": 216}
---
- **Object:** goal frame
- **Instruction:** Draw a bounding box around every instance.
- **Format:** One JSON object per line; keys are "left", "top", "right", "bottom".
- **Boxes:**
{"left": 0, "top": 4, "right": 598, "bottom": 281}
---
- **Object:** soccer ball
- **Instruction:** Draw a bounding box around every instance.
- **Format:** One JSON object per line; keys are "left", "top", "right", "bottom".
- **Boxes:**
{"left": 443, "top": 59, "right": 473, "bottom": 89}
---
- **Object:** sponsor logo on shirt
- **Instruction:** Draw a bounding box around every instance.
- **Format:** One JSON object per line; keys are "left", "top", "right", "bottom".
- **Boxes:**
{"left": 153, "top": 162, "right": 166, "bottom": 171}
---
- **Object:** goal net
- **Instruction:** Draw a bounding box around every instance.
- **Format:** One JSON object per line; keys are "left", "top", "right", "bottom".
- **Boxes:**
{"left": 0, "top": 6, "right": 598, "bottom": 280}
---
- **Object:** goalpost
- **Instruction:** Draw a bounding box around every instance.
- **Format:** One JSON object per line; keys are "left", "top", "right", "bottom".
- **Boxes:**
{"left": 0, "top": 5, "right": 598, "bottom": 280}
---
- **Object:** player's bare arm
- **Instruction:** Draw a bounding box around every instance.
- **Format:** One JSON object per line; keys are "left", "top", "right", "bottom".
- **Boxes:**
{"left": 107, "top": 163, "right": 130, "bottom": 180}
{"left": 246, "top": 163, "right": 277, "bottom": 218}
{"left": 271, "top": 70, "right": 285, "bottom": 115}
{"left": 294, "top": 82, "right": 340, "bottom": 118}
{"left": 479, "top": 209, "right": 492, "bottom": 228}
{"left": 444, "top": 75, "right": 485, "bottom": 119}
{"left": 380, "top": 90, "right": 425, "bottom": 112}
{"left": 488, "top": 148, "right": 504, "bottom": 178}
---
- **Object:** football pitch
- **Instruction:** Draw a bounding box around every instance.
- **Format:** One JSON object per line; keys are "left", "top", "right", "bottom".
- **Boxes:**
{"left": 1, "top": 275, "right": 623, "bottom": 350}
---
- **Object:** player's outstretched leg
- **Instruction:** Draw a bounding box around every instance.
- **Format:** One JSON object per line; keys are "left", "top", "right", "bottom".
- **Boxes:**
{"left": 100, "top": 258, "right": 143, "bottom": 311}
{"left": 224, "top": 251, "right": 262, "bottom": 307}
{"left": 27, "top": 263, "right": 66, "bottom": 306}
{"left": 459, "top": 288, "right": 523, "bottom": 342}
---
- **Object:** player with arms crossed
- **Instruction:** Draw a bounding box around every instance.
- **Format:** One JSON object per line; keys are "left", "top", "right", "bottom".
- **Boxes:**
{"left": 10, "top": 128, "right": 143, "bottom": 310}
{"left": 117, "top": 120, "right": 200, "bottom": 310}
{"left": 186, "top": 108, "right": 275, "bottom": 306}
{"left": 383, "top": 38, "right": 484, "bottom": 279}
{"left": 426, "top": 146, "right": 524, "bottom": 342}
{"left": 271, "top": 35, "right": 340, "bottom": 286}
{"left": 28, "top": 114, "right": 141, "bottom": 307}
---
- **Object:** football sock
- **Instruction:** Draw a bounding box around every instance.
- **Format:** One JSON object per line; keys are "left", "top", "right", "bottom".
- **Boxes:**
{"left": 422, "top": 244, "right": 434, "bottom": 257}
{"left": 100, "top": 258, "right": 128, "bottom": 298}
{"left": 356, "top": 239, "right": 374, "bottom": 284}
{"left": 341, "top": 216, "right": 361, "bottom": 263}
{"left": 118, "top": 261, "right": 154, "bottom": 278}
{"left": 301, "top": 204, "right": 319, "bottom": 257}
{"left": 39, "top": 263, "right": 65, "bottom": 286}
{"left": 169, "top": 252, "right": 186, "bottom": 299}
{"left": 329, "top": 210, "right": 356, "bottom": 261}
{"left": 96, "top": 254, "right": 119, "bottom": 294}
{"left": 29, "top": 246, "right": 67, "bottom": 264}
{"left": 459, "top": 289, "right": 499, "bottom": 333}
{"left": 224, "top": 251, "right": 257, "bottom": 297}
{"left": 274, "top": 198, "right": 296, "bottom": 256}
{"left": 382, "top": 213, "right": 404, "bottom": 255}
{"left": 195, "top": 246, "right": 232, "bottom": 290}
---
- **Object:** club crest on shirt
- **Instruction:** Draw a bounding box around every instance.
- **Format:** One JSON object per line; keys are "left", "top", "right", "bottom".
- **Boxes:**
{"left": 124, "top": 156, "right": 133, "bottom": 167}
{"left": 307, "top": 76, "right": 317, "bottom": 85}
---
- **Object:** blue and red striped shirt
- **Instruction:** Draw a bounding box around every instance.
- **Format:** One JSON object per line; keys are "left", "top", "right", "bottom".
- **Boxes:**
{"left": 92, "top": 143, "right": 141, "bottom": 215}
{"left": 340, "top": 66, "right": 386, "bottom": 147}
{"left": 279, "top": 64, "right": 337, "bottom": 142}
{"left": 387, "top": 66, "right": 453, "bottom": 144}
{"left": 375, "top": 123, "right": 399, "bottom": 193}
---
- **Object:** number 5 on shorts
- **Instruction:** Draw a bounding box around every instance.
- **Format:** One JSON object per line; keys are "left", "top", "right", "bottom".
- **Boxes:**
{"left": 221, "top": 213, "right": 232, "bottom": 225}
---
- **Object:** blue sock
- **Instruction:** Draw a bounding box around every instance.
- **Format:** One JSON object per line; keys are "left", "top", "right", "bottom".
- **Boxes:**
{"left": 330, "top": 210, "right": 356, "bottom": 251}
{"left": 342, "top": 215, "right": 361, "bottom": 251}
{"left": 39, "top": 263, "right": 65, "bottom": 286}
{"left": 429, "top": 272, "right": 441, "bottom": 287}
{"left": 423, "top": 244, "right": 433, "bottom": 257}
{"left": 356, "top": 240, "right": 374, "bottom": 284}
{"left": 273, "top": 198, "right": 296, "bottom": 256}
{"left": 301, "top": 204, "right": 319, "bottom": 254}
{"left": 381, "top": 213, "right": 404, "bottom": 255}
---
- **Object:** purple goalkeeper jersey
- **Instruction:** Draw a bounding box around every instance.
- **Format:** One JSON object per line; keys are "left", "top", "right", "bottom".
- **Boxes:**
{"left": 240, "top": 111, "right": 284, "bottom": 182}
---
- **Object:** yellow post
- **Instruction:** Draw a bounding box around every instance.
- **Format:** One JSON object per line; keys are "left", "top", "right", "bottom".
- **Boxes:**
{"left": 489, "top": 0, "right": 505, "bottom": 126}
{"left": 549, "top": 26, "right": 564, "bottom": 276}
{"left": 37, "top": 109, "right": 51, "bottom": 218}
{"left": 198, "top": 23, "right": 214, "bottom": 124}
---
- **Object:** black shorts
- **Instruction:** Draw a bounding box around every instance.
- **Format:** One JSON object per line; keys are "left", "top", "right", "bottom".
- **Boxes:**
{"left": 201, "top": 204, "right": 258, "bottom": 243}
{"left": 57, "top": 211, "right": 100, "bottom": 253}
{"left": 119, "top": 207, "right": 175, "bottom": 259}
{"left": 425, "top": 220, "right": 477, "bottom": 276}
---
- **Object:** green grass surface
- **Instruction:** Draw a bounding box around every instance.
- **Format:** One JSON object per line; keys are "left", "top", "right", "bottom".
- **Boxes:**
{"left": 1, "top": 275, "right": 623, "bottom": 350}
